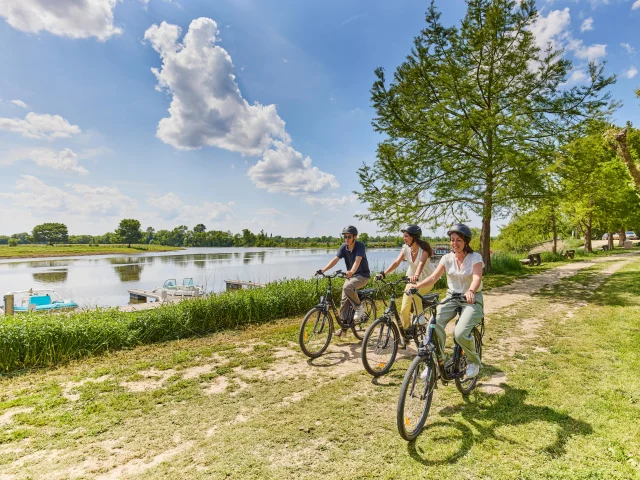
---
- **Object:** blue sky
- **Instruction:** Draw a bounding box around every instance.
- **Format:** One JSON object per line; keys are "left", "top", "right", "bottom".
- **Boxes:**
{"left": 0, "top": 0, "right": 639, "bottom": 238}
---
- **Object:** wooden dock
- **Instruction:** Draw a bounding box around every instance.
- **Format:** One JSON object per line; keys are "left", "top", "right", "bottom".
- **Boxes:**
{"left": 224, "top": 280, "right": 266, "bottom": 291}
{"left": 127, "top": 288, "right": 201, "bottom": 303}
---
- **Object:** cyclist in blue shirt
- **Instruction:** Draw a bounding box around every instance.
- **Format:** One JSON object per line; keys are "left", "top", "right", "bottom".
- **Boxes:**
{"left": 317, "top": 225, "right": 371, "bottom": 336}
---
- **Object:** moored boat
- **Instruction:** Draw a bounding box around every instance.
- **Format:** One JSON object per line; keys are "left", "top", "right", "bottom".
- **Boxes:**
{"left": 7, "top": 289, "right": 79, "bottom": 313}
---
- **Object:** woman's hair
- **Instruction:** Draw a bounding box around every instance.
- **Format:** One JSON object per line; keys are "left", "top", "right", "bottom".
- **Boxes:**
{"left": 409, "top": 234, "right": 434, "bottom": 257}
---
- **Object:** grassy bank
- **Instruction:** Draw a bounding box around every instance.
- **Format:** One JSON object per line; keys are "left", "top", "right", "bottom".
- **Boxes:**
{"left": 0, "top": 257, "right": 637, "bottom": 478}
{"left": 0, "top": 244, "right": 182, "bottom": 259}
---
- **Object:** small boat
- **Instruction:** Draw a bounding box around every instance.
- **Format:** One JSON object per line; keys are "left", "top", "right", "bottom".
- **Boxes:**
{"left": 8, "top": 289, "right": 78, "bottom": 313}
{"left": 433, "top": 244, "right": 450, "bottom": 259}
{"left": 154, "top": 278, "right": 204, "bottom": 297}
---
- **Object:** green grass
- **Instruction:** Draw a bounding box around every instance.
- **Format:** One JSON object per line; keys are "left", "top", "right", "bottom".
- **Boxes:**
{"left": 0, "top": 257, "right": 638, "bottom": 478}
{"left": 0, "top": 244, "right": 182, "bottom": 259}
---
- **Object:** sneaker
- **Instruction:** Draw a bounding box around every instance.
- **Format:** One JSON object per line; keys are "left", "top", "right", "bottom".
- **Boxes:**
{"left": 404, "top": 325, "right": 415, "bottom": 339}
{"left": 465, "top": 363, "right": 480, "bottom": 378}
{"left": 353, "top": 304, "right": 365, "bottom": 321}
{"left": 334, "top": 327, "right": 345, "bottom": 337}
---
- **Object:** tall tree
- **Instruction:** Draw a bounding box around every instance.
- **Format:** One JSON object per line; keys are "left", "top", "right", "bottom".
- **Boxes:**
{"left": 357, "top": 0, "right": 614, "bottom": 270}
{"left": 32, "top": 223, "right": 68, "bottom": 245}
{"left": 194, "top": 224, "right": 207, "bottom": 233}
{"left": 116, "top": 219, "right": 143, "bottom": 248}
{"left": 607, "top": 124, "right": 640, "bottom": 192}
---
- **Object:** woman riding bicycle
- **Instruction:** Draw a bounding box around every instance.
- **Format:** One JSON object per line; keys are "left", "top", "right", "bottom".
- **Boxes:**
{"left": 411, "top": 223, "right": 484, "bottom": 378}
{"left": 317, "top": 225, "right": 371, "bottom": 336}
{"left": 375, "top": 225, "right": 434, "bottom": 339}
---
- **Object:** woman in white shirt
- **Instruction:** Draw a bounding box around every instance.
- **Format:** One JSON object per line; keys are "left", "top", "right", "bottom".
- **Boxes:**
{"left": 412, "top": 224, "right": 484, "bottom": 378}
{"left": 375, "top": 225, "right": 435, "bottom": 339}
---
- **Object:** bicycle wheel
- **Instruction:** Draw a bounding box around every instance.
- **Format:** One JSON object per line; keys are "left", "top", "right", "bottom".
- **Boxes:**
{"left": 397, "top": 355, "right": 436, "bottom": 441}
{"left": 351, "top": 297, "right": 376, "bottom": 340}
{"left": 454, "top": 327, "right": 483, "bottom": 395}
{"left": 361, "top": 316, "right": 399, "bottom": 377}
{"left": 299, "top": 307, "right": 333, "bottom": 358}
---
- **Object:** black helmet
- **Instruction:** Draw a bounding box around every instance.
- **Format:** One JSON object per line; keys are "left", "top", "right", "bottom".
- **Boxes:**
{"left": 401, "top": 224, "right": 422, "bottom": 237}
{"left": 447, "top": 223, "right": 472, "bottom": 239}
{"left": 342, "top": 225, "right": 358, "bottom": 236}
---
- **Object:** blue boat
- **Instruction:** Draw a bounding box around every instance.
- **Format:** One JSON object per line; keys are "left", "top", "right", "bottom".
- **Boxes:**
{"left": 10, "top": 289, "right": 78, "bottom": 313}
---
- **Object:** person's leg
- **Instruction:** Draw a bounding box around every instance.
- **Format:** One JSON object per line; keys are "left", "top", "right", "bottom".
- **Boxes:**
{"left": 453, "top": 293, "right": 484, "bottom": 367}
{"left": 399, "top": 284, "right": 433, "bottom": 330}
{"left": 339, "top": 275, "right": 368, "bottom": 322}
{"left": 434, "top": 296, "right": 458, "bottom": 360}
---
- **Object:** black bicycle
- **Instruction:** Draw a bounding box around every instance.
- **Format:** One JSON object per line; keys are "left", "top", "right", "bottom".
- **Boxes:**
{"left": 361, "top": 276, "right": 430, "bottom": 377}
{"left": 298, "top": 270, "right": 376, "bottom": 359}
{"left": 397, "top": 292, "right": 484, "bottom": 441}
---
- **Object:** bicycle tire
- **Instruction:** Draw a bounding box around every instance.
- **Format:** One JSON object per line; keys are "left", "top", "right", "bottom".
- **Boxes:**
{"left": 454, "top": 327, "right": 483, "bottom": 395}
{"left": 351, "top": 297, "right": 376, "bottom": 340}
{"left": 299, "top": 307, "right": 333, "bottom": 358}
{"left": 397, "top": 355, "right": 436, "bottom": 441}
{"left": 361, "top": 316, "right": 399, "bottom": 377}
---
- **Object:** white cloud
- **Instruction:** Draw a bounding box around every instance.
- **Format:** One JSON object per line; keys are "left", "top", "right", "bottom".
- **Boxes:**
{"left": 144, "top": 18, "right": 289, "bottom": 154}
{"left": 580, "top": 17, "right": 593, "bottom": 32}
{"left": 254, "top": 207, "right": 282, "bottom": 216}
{"left": 10, "top": 99, "right": 28, "bottom": 109}
{"left": 303, "top": 194, "right": 358, "bottom": 211}
{"left": 571, "top": 42, "right": 607, "bottom": 61}
{"left": 633, "top": 0, "right": 640, "bottom": 10}
{"left": 562, "top": 69, "right": 589, "bottom": 85}
{"left": 0, "top": 147, "right": 88, "bottom": 174}
{"left": 247, "top": 141, "right": 338, "bottom": 195}
{"left": 530, "top": 8, "right": 571, "bottom": 52}
{"left": 0, "top": 0, "right": 122, "bottom": 41}
{"left": 0, "top": 112, "right": 81, "bottom": 140}
{"left": 0, "top": 175, "right": 135, "bottom": 216}
{"left": 623, "top": 66, "right": 638, "bottom": 79}
{"left": 621, "top": 43, "right": 636, "bottom": 55}
{"left": 147, "top": 192, "right": 234, "bottom": 223}
{"left": 589, "top": 0, "right": 609, "bottom": 7}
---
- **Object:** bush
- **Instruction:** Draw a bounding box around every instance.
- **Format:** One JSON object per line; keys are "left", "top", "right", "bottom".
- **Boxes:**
{"left": 489, "top": 252, "right": 526, "bottom": 274}
{"left": 8, "top": 238, "right": 18, "bottom": 247}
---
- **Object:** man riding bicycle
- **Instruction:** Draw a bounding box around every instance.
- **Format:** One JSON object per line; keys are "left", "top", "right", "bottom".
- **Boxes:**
{"left": 316, "top": 226, "right": 371, "bottom": 336}
{"left": 410, "top": 223, "right": 484, "bottom": 378}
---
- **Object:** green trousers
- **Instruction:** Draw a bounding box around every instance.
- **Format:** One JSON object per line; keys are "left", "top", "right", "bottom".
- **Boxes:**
{"left": 435, "top": 291, "right": 484, "bottom": 366}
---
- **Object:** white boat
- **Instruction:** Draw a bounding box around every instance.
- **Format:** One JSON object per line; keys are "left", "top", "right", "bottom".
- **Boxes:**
{"left": 153, "top": 278, "right": 204, "bottom": 297}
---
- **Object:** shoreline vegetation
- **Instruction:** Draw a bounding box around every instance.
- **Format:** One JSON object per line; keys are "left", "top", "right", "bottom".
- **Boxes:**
{"left": 0, "top": 244, "right": 183, "bottom": 260}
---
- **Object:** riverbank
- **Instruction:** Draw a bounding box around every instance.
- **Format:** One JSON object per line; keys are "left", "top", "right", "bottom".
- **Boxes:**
{"left": 0, "top": 244, "right": 183, "bottom": 259}
{"left": 0, "top": 255, "right": 638, "bottom": 478}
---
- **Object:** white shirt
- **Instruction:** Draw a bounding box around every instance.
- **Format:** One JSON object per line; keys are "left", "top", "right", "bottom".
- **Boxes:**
{"left": 403, "top": 244, "right": 435, "bottom": 281}
{"left": 438, "top": 252, "right": 484, "bottom": 293}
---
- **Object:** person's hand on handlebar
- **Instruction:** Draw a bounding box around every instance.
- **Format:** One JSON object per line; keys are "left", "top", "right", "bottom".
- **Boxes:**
{"left": 409, "top": 274, "right": 418, "bottom": 283}
{"left": 314, "top": 269, "right": 323, "bottom": 277}
{"left": 345, "top": 270, "right": 353, "bottom": 278}
{"left": 375, "top": 272, "right": 386, "bottom": 281}
{"left": 465, "top": 290, "right": 476, "bottom": 304}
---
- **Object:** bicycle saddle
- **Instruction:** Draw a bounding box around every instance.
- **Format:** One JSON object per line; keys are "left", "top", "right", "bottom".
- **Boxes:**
{"left": 357, "top": 288, "right": 375, "bottom": 298}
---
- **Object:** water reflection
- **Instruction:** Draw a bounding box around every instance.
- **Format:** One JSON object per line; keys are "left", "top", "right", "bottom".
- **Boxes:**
{"left": 114, "top": 264, "right": 144, "bottom": 282}
{"left": 32, "top": 269, "right": 68, "bottom": 284}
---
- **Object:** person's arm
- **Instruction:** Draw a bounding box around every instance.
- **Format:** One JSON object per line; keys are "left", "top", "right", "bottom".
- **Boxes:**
{"left": 346, "top": 256, "right": 362, "bottom": 278}
{"left": 413, "top": 263, "right": 445, "bottom": 289}
{"left": 318, "top": 256, "right": 340, "bottom": 274}
{"left": 378, "top": 250, "right": 404, "bottom": 279}
{"left": 410, "top": 250, "right": 429, "bottom": 283}
{"left": 465, "top": 262, "right": 483, "bottom": 304}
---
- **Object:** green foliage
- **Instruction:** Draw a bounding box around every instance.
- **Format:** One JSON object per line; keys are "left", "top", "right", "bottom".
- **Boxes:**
{"left": 115, "top": 219, "right": 143, "bottom": 247}
{"left": 8, "top": 238, "right": 18, "bottom": 247}
{"left": 357, "top": 0, "right": 615, "bottom": 270}
{"left": 32, "top": 223, "right": 69, "bottom": 245}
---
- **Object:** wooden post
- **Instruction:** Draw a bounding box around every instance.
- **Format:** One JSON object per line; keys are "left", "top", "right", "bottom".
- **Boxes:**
{"left": 3, "top": 294, "right": 14, "bottom": 316}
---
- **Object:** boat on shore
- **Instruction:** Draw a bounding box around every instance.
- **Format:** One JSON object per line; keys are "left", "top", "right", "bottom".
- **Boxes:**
{"left": 153, "top": 278, "right": 204, "bottom": 297}
{"left": 5, "top": 289, "right": 78, "bottom": 313}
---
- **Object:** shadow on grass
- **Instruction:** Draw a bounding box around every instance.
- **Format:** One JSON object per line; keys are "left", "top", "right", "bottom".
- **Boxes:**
{"left": 588, "top": 271, "right": 640, "bottom": 307}
{"left": 406, "top": 372, "right": 592, "bottom": 465}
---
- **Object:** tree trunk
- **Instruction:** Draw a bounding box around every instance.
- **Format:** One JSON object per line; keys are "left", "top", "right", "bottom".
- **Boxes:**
{"left": 584, "top": 215, "right": 593, "bottom": 253}
{"left": 619, "top": 231, "right": 626, "bottom": 246}
{"left": 608, "top": 232, "right": 614, "bottom": 250}
{"left": 551, "top": 211, "right": 557, "bottom": 255}
{"left": 480, "top": 185, "right": 493, "bottom": 272}
{"left": 611, "top": 128, "right": 640, "bottom": 192}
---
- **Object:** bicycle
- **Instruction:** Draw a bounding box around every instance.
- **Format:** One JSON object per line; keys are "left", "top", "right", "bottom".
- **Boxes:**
{"left": 361, "top": 276, "right": 432, "bottom": 377}
{"left": 397, "top": 292, "right": 485, "bottom": 441}
{"left": 298, "top": 270, "right": 376, "bottom": 359}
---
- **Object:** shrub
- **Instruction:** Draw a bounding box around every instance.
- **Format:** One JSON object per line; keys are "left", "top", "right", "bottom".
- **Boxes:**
{"left": 8, "top": 238, "right": 18, "bottom": 247}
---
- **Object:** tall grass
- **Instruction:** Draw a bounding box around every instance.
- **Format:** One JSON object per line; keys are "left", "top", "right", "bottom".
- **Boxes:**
{"left": 489, "top": 252, "right": 526, "bottom": 274}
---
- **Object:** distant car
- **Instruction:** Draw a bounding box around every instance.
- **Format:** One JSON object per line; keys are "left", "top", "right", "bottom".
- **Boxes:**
{"left": 601, "top": 233, "right": 620, "bottom": 240}
{"left": 626, "top": 231, "right": 638, "bottom": 240}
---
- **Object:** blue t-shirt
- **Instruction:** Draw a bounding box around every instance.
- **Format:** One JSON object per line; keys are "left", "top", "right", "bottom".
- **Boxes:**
{"left": 336, "top": 241, "right": 370, "bottom": 277}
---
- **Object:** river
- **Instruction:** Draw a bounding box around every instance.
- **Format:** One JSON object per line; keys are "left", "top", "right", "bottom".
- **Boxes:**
{"left": 0, "top": 247, "right": 411, "bottom": 308}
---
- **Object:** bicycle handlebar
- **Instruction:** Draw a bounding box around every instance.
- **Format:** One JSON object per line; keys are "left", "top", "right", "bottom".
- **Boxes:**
{"left": 375, "top": 275, "right": 410, "bottom": 287}
{"left": 314, "top": 270, "right": 346, "bottom": 279}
